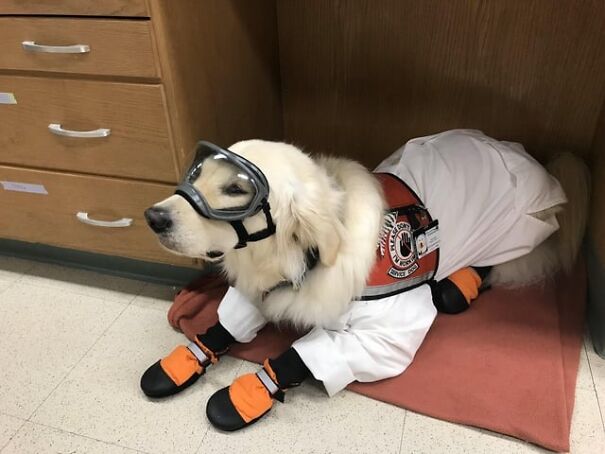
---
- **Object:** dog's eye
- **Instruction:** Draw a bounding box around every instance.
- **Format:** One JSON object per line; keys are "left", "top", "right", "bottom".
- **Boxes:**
{"left": 223, "top": 183, "right": 248, "bottom": 196}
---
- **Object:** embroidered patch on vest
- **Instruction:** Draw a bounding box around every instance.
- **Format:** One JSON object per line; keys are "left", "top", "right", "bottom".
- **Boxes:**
{"left": 360, "top": 173, "right": 439, "bottom": 300}
{"left": 386, "top": 216, "right": 418, "bottom": 278}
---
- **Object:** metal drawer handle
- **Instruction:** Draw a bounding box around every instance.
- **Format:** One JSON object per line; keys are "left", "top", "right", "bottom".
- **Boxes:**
{"left": 22, "top": 41, "right": 90, "bottom": 54}
{"left": 76, "top": 212, "right": 133, "bottom": 228}
{"left": 48, "top": 123, "right": 111, "bottom": 138}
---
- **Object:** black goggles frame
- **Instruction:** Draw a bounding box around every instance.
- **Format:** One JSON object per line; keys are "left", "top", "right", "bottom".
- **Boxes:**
{"left": 175, "top": 141, "right": 270, "bottom": 222}
{"left": 174, "top": 141, "right": 276, "bottom": 249}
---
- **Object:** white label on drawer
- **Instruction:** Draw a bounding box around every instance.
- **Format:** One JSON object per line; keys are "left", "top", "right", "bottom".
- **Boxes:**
{"left": 1, "top": 181, "right": 48, "bottom": 195}
{"left": 0, "top": 93, "right": 17, "bottom": 104}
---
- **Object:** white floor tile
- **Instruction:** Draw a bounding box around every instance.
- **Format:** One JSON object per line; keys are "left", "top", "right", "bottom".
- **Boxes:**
{"left": 0, "top": 259, "right": 601, "bottom": 454}
{"left": 585, "top": 332, "right": 605, "bottom": 429}
{"left": 2, "top": 422, "right": 139, "bottom": 454}
{"left": 576, "top": 345, "right": 594, "bottom": 391}
{"left": 569, "top": 387, "right": 605, "bottom": 453}
{"left": 0, "top": 413, "right": 24, "bottom": 450}
{"left": 584, "top": 331, "right": 605, "bottom": 367}
{"left": 400, "top": 412, "right": 548, "bottom": 454}
{"left": 199, "top": 361, "right": 405, "bottom": 454}
{"left": 586, "top": 345, "right": 605, "bottom": 371}
{"left": 0, "top": 279, "right": 12, "bottom": 294}
{"left": 130, "top": 282, "right": 179, "bottom": 312}
{"left": 32, "top": 304, "right": 244, "bottom": 454}
{"left": 0, "top": 283, "right": 126, "bottom": 419}
{"left": 584, "top": 335, "right": 605, "bottom": 365}
{"left": 0, "top": 256, "right": 34, "bottom": 282}
{"left": 20, "top": 263, "right": 145, "bottom": 304}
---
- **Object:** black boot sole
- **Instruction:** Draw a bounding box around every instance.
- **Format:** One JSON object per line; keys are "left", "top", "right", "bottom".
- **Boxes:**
{"left": 206, "top": 386, "right": 271, "bottom": 431}
{"left": 140, "top": 360, "right": 203, "bottom": 398}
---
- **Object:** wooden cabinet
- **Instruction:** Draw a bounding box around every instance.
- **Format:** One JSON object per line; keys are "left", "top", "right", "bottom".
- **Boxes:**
{"left": 0, "top": 0, "right": 282, "bottom": 266}
{"left": 0, "top": 0, "right": 150, "bottom": 17}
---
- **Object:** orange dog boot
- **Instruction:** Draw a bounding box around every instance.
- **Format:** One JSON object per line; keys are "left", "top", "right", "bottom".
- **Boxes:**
{"left": 206, "top": 359, "right": 284, "bottom": 431}
{"left": 431, "top": 266, "right": 492, "bottom": 314}
{"left": 140, "top": 339, "right": 218, "bottom": 398}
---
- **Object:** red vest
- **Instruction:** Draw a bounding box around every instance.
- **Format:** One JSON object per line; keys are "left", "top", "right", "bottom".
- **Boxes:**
{"left": 360, "top": 173, "right": 439, "bottom": 300}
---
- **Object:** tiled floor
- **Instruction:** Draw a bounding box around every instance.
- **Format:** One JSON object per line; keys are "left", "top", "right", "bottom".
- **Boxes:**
{"left": 0, "top": 256, "right": 604, "bottom": 454}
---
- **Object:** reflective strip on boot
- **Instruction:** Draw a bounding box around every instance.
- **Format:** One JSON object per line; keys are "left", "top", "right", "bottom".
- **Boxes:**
{"left": 256, "top": 368, "right": 279, "bottom": 395}
{"left": 187, "top": 341, "right": 210, "bottom": 366}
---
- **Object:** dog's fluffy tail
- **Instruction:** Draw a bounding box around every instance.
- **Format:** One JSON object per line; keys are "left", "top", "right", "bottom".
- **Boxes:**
{"left": 488, "top": 153, "right": 590, "bottom": 288}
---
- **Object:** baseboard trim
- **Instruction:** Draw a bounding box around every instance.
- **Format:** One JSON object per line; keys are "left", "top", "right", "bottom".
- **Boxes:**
{"left": 0, "top": 239, "right": 206, "bottom": 286}
{"left": 586, "top": 235, "right": 605, "bottom": 358}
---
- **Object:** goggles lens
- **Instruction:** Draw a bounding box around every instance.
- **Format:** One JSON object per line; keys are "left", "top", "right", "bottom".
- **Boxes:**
{"left": 185, "top": 152, "right": 256, "bottom": 211}
{"left": 178, "top": 142, "right": 269, "bottom": 220}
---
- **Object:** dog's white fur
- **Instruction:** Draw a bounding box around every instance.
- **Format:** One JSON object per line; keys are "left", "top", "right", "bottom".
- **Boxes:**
{"left": 152, "top": 141, "right": 589, "bottom": 328}
{"left": 487, "top": 152, "right": 590, "bottom": 287}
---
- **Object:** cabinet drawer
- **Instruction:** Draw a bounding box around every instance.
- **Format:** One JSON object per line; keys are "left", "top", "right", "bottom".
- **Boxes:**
{"left": 0, "top": 166, "right": 195, "bottom": 266}
{"left": 0, "top": 75, "right": 177, "bottom": 182}
{"left": 0, "top": 0, "right": 149, "bottom": 17}
{"left": 0, "top": 17, "right": 159, "bottom": 78}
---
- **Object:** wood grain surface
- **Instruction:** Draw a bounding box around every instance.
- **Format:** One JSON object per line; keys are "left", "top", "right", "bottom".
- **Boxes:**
{"left": 0, "top": 17, "right": 159, "bottom": 78}
{"left": 0, "top": 165, "right": 194, "bottom": 265}
{"left": 277, "top": 0, "right": 605, "bottom": 166}
{"left": 0, "top": 75, "right": 177, "bottom": 182}
{"left": 590, "top": 108, "right": 605, "bottom": 260}
{"left": 148, "top": 0, "right": 283, "bottom": 171}
{"left": 0, "top": 0, "right": 149, "bottom": 17}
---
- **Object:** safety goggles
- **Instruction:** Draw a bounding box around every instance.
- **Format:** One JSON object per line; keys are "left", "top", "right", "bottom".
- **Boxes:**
{"left": 175, "top": 141, "right": 275, "bottom": 248}
{"left": 175, "top": 141, "right": 271, "bottom": 222}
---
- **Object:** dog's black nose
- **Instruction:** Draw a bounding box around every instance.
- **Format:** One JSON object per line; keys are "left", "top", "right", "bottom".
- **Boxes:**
{"left": 144, "top": 207, "right": 173, "bottom": 233}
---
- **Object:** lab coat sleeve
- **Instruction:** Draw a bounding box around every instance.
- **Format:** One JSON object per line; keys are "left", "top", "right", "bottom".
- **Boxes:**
{"left": 217, "top": 286, "right": 268, "bottom": 343}
{"left": 293, "top": 284, "right": 437, "bottom": 396}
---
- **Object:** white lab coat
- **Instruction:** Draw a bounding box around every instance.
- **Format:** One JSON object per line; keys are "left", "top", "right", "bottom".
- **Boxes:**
{"left": 217, "top": 130, "right": 567, "bottom": 396}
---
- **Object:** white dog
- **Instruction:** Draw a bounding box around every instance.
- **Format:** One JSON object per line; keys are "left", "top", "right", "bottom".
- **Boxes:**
{"left": 141, "top": 129, "right": 589, "bottom": 431}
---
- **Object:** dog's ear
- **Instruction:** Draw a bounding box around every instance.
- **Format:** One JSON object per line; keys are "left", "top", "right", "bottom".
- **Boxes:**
{"left": 312, "top": 215, "right": 342, "bottom": 266}
{"left": 290, "top": 212, "right": 343, "bottom": 267}
{"left": 276, "top": 183, "right": 344, "bottom": 267}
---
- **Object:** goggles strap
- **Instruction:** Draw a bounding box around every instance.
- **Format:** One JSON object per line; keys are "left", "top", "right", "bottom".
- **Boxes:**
{"left": 231, "top": 199, "right": 276, "bottom": 249}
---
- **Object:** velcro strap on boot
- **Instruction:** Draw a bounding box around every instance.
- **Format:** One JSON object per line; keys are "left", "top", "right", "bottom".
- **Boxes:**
{"left": 256, "top": 369, "right": 279, "bottom": 394}
{"left": 258, "top": 359, "right": 285, "bottom": 402}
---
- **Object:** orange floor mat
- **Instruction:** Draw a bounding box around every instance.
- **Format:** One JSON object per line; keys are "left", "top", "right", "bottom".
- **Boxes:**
{"left": 167, "top": 261, "right": 586, "bottom": 452}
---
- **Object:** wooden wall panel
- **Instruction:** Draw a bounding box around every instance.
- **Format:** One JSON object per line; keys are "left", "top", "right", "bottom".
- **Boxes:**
{"left": 278, "top": 0, "right": 605, "bottom": 167}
